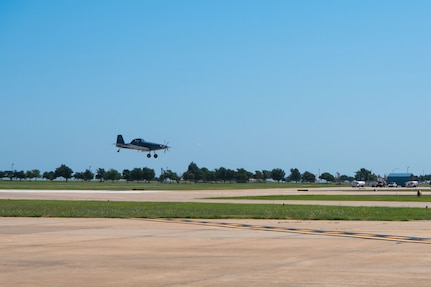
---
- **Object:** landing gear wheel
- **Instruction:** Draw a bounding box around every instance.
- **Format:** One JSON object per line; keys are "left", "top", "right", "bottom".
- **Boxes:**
{"left": 154, "top": 154, "right": 158, "bottom": 158}
{"left": 147, "top": 153, "right": 151, "bottom": 158}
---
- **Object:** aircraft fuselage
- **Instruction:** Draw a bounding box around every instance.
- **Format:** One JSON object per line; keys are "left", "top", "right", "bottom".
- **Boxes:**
{"left": 115, "top": 135, "right": 169, "bottom": 158}
{"left": 116, "top": 139, "right": 168, "bottom": 151}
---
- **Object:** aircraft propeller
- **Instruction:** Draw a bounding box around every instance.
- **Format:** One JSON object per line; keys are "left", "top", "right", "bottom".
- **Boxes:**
{"left": 164, "top": 141, "right": 170, "bottom": 153}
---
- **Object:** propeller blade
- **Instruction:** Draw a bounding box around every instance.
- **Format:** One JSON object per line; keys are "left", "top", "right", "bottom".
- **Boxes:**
{"left": 164, "top": 141, "right": 170, "bottom": 153}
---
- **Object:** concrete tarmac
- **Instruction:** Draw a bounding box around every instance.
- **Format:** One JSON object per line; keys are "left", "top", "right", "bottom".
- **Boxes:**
{"left": 1, "top": 187, "right": 430, "bottom": 208}
{"left": 1, "top": 189, "right": 431, "bottom": 286}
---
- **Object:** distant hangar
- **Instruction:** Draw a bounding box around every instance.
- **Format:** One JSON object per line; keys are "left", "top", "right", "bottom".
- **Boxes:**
{"left": 386, "top": 173, "right": 416, "bottom": 187}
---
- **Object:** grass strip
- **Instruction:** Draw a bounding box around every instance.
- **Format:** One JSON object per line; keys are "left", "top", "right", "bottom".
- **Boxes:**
{"left": 212, "top": 194, "right": 430, "bottom": 202}
{"left": 1, "top": 200, "right": 431, "bottom": 221}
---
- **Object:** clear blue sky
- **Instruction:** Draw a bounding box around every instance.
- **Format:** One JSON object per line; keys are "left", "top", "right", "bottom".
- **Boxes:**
{"left": 1, "top": 0, "right": 430, "bottom": 177}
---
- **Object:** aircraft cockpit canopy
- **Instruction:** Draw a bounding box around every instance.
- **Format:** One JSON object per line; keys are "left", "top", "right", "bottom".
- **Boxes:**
{"left": 131, "top": 138, "right": 145, "bottom": 145}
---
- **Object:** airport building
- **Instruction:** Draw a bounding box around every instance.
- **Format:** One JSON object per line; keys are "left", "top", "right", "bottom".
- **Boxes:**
{"left": 386, "top": 173, "right": 414, "bottom": 187}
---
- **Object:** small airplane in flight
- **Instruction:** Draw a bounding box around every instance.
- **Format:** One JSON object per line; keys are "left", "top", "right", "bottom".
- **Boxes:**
{"left": 115, "top": 135, "right": 170, "bottom": 158}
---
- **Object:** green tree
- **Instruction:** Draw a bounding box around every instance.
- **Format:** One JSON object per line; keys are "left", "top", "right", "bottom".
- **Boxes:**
{"left": 271, "top": 168, "right": 286, "bottom": 182}
{"left": 185, "top": 162, "right": 203, "bottom": 182}
{"left": 43, "top": 171, "right": 55, "bottom": 181}
{"left": 262, "top": 170, "right": 271, "bottom": 182}
{"left": 182, "top": 171, "right": 195, "bottom": 182}
{"left": 122, "top": 169, "right": 131, "bottom": 181}
{"left": 26, "top": 170, "right": 33, "bottom": 180}
{"left": 74, "top": 172, "right": 84, "bottom": 181}
{"left": 142, "top": 167, "right": 155, "bottom": 182}
{"left": 15, "top": 170, "right": 26, "bottom": 181}
{"left": 105, "top": 169, "right": 121, "bottom": 182}
{"left": 5, "top": 170, "right": 14, "bottom": 181}
{"left": 55, "top": 164, "right": 73, "bottom": 181}
{"left": 235, "top": 168, "right": 252, "bottom": 183}
{"left": 83, "top": 169, "right": 94, "bottom": 181}
{"left": 302, "top": 171, "right": 316, "bottom": 183}
{"left": 130, "top": 168, "right": 143, "bottom": 182}
{"left": 96, "top": 168, "right": 106, "bottom": 182}
{"left": 319, "top": 172, "right": 335, "bottom": 182}
{"left": 201, "top": 167, "right": 215, "bottom": 182}
{"left": 354, "top": 168, "right": 376, "bottom": 182}
{"left": 225, "top": 168, "right": 235, "bottom": 182}
{"left": 289, "top": 168, "right": 301, "bottom": 182}
{"left": 215, "top": 167, "right": 228, "bottom": 182}
{"left": 253, "top": 170, "right": 263, "bottom": 182}
{"left": 32, "top": 169, "right": 41, "bottom": 180}
{"left": 26, "top": 169, "right": 41, "bottom": 181}
{"left": 160, "top": 169, "right": 180, "bottom": 183}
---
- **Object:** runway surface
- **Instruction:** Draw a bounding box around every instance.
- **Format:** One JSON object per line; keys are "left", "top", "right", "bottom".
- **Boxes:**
{"left": 1, "top": 188, "right": 431, "bottom": 286}
{"left": 1, "top": 187, "right": 430, "bottom": 208}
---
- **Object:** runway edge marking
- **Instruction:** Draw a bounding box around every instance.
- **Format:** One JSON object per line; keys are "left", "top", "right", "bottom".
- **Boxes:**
{"left": 144, "top": 218, "right": 431, "bottom": 244}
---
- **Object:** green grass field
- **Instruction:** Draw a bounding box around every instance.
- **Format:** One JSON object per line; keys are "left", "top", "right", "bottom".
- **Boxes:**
{"left": 1, "top": 199, "right": 431, "bottom": 221}
{"left": 212, "top": 194, "right": 430, "bottom": 202}
{"left": 1, "top": 180, "right": 430, "bottom": 221}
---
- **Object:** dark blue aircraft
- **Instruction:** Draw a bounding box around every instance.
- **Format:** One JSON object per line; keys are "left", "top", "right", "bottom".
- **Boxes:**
{"left": 116, "top": 135, "right": 169, "bottom": 158}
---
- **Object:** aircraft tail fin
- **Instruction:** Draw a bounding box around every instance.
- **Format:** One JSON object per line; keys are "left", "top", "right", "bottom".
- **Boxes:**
{"left": 116, "top": 135, "right": 125, "bottom": 145}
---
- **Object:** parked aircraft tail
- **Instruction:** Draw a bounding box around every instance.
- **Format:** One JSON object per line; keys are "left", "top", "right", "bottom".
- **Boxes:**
{"left": 117, "top": 135, "right": 125, "bottom": 145}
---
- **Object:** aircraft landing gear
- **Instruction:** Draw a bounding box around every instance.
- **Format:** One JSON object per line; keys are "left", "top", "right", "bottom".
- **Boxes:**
{"left": 147, "top": 153, "right": 158, "bottom": 158}
{"left": 117, "top": 149, "right": 120, "bottom": 153}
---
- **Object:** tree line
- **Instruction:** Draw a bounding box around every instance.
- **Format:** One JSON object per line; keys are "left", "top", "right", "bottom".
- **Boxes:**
{"left": 0, "top": 163, "right": 427, "bottom": 183}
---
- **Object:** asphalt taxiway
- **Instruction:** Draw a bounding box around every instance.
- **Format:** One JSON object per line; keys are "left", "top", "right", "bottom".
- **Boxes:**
{"left": 1, "top": 188, "right": 431, "bottom": 286}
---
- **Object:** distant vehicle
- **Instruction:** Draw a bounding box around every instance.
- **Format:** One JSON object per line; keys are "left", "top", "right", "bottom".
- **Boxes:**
{"left": 405, "top": 181, "right": 418, "bottom": 188}
{"left": 351, "top": 180, "right": 365, "bottom": 187}
{"left": 115, "top": 135, "right": 170, "bottom": 158}
{"left": 371, "top": 181, "right": 386, "bottom": 187}
{"left": 376, "top": 181, "right": 386, "bottom": 187}
{"left": 388, "top": 182, "right": 398, "bottom": 187}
